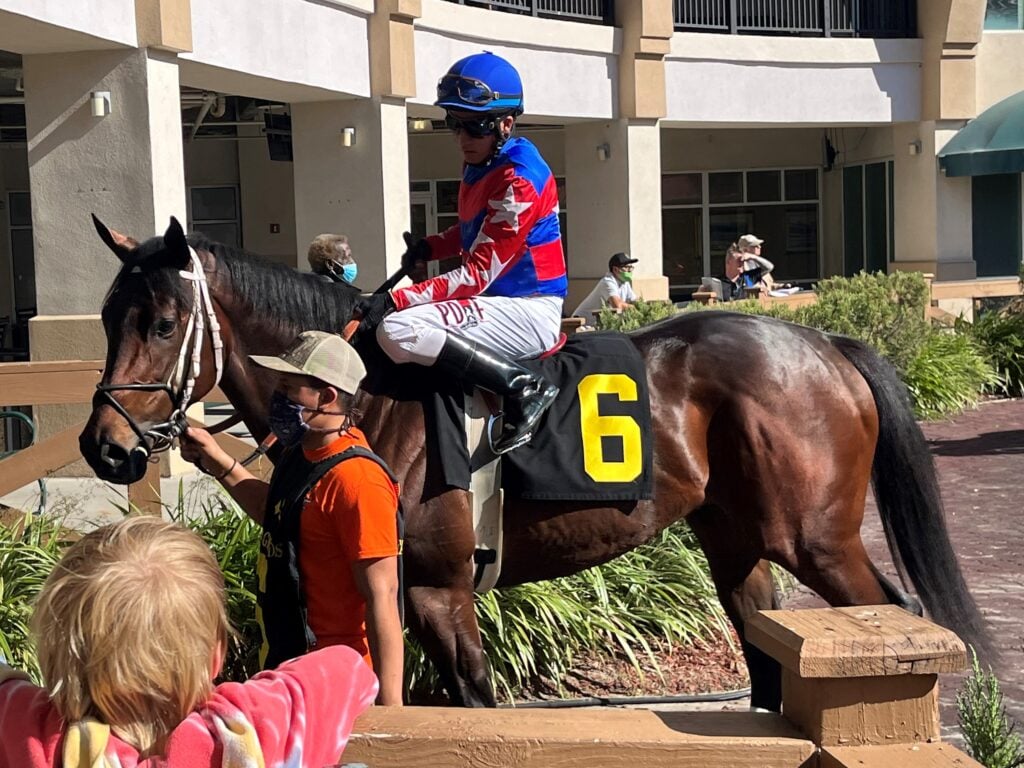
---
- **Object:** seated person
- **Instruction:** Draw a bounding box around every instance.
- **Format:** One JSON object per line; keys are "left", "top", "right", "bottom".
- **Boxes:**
{"left": 573, "top": 252, "right": 639, "bottom": 319}
{"left": 308, "top": 233, "right": 358, "bottom": 285}
{"left": 735, "top": 233, "right": 776, "bottom": 292}
{"left": 720, "top": 242, "right": 775, "bottom": 301}
{"left": 0, "top": 516, "right": 377, "bottom": 767}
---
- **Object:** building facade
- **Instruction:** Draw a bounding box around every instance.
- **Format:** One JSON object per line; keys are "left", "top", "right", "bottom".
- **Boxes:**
{"left": 0, "top": 0, "right": 1017, "bottom": 368}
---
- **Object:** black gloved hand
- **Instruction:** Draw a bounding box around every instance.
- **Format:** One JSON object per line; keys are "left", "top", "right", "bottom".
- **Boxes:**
{"left": 401, "top": 232, "right": 431, "bottom": 274}
{"left": 356, "top": 292, "right": 396, "bottom": 334}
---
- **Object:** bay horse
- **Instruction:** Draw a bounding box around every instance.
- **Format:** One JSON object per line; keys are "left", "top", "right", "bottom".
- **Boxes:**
{"left": 79, "top": 217, "right": 990, "bottom": 709}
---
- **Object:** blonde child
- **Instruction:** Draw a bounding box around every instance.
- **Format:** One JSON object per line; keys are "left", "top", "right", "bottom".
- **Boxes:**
{"left": 0, "top": 516, "right": 377, "bottom": 768}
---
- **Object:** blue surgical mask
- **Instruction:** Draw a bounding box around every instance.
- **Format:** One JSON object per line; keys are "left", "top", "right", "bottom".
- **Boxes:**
{"left": 340, "top": 263, "right": 358, "bottom": 284}
{"left": 268, "top": 391, "right": 310, "bottom": 447}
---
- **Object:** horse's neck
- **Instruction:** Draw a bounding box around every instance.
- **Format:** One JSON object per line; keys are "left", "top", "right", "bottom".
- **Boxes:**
{"left": 211, "top": 292, "right": 298, "bottom": 441}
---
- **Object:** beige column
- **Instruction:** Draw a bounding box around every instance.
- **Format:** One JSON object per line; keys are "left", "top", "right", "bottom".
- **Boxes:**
{"left": 564, "top": 120, "right": 669, "bottom": 311}
{"left": 890, "top": 121, "right": 976, "bottom": 280}
{"left": 290, "top": 0, "right": 419, "bottom": 287}
{"left": 23, "top": 47, "right": 186, "bottom": 473}
{"left": 24, "top": 48, "right": 186, "bottom": 316}
{"left": 291, "top": 97, "right": 411, "bottom": 287}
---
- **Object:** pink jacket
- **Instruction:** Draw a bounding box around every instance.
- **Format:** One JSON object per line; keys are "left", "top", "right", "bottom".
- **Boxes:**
{"left": 0, "top": 645, "right": 376, "bottom": 768}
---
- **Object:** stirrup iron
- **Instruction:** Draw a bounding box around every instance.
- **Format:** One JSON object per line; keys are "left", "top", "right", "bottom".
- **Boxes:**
{"left": 486, "top": 413, "right": 533, "bottom": 455}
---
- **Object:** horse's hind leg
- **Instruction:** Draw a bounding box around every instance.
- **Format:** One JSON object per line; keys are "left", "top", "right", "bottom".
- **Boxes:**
{"left": 782, "top": 523, "right": 891, "bottom": 610}
{"left": 405, "top": 584, "right": 496, "bottom": 707}
{"left": 687, "top": 508, "right": 782, "bottom": 711}
{"left": 870, "top": 562, "right": 923, "bottom": 615}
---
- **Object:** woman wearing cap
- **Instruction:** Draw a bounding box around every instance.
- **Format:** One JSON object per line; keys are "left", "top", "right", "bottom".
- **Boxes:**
{"left": 179, "top": 331, "right": 404, "bottom": 706}
{"left": 572, "top": 252, "right": 640, "bottom": 320}
{"left": 353, "top": 52, "right": 566, "bottom": 455}
{"left": 736, "top": 234, "right": 776, "bottom": 292}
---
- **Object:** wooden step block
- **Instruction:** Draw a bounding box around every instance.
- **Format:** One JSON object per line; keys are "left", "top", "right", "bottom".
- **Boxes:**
{"left": 746, "top": 605, "right": 967, "bottom": 679}
{"left": 821, "top": 742, "right": 984, "bottom": 767}
{"left": 746, "top": 606, "right": 967, "bottom": 747}
{"left": 343, "top": 707, "right": 816, "bottom": 768}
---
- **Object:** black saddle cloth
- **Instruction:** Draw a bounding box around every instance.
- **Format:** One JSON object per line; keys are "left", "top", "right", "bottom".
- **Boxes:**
{"left": 433, "top": 331, "right": 654, "bottom": 502}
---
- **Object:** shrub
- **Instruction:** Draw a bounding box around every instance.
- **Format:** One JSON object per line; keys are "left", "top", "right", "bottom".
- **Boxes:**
{"left": 958, "top": 649, "right": 1024, "bottom": 768}
{"left": 0, "top": 512, "right": 65, "bottom": 679}
{"left": 794, "top": 271, "right": 930, "bottom": 373}
{"left": 967, "top": 302, "right": 1024, "bottom": 398}
{"left": 1, "top": 501, "right": 732, "bottom": 702}
{"left": 168, "top": 499, "right": 263, "bottom": 682}
{"left": 596, "top": 298, "right": 678, "bottom": 332}
{"left": 904, "top": 330, "right": 998, "bottom": 420}
{"left": 405, "top": 522, "right": 733, "bottom": 702}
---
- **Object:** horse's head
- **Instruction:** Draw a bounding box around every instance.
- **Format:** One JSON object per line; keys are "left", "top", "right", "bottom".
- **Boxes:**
{"left": 80, "top": 215, "right": 224, "bottom": 484}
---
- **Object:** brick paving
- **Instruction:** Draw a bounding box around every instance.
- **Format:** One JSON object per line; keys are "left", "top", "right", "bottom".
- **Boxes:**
{"left": 784, "top": 398, "right": 1024, "bottom": 734}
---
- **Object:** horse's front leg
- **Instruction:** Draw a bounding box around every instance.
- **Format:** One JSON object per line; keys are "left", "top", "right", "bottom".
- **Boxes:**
{"left": 405, "top": 583, "right": 496, "bottom": 706}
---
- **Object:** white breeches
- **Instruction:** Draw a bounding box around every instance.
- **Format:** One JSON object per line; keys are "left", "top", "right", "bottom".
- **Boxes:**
{"left": 376, "top": 295, "right": 564, "bottom": 365}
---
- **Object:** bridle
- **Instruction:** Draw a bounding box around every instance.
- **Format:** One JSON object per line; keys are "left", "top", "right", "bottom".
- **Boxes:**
{"left": 95, "top": 246, "right": 231, "bottom": 459}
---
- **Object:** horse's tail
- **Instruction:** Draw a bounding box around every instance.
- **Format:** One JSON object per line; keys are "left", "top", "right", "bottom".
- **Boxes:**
{"left": 831, "top": 334, "right": 993, "bottom": 659}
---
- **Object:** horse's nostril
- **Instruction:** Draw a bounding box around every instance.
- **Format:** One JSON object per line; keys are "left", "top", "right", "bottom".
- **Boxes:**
{"left": 99, "top": 441, "right": 130, "bottom": 469}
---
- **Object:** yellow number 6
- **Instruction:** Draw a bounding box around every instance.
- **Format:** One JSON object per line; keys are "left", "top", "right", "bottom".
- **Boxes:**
{"left": 578, "top": 373, "right": 642, "bottom": 483}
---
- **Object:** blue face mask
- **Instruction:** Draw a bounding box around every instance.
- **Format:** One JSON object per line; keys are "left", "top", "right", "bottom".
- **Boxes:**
{"left": 340, "top": 263, "right": 358, "bottom": 284}
{"left": 268, "top": 391, "right": 310, "bottom": 447}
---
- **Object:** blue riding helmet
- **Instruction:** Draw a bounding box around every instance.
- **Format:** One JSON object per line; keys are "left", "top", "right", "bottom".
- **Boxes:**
{"left": 436, "top": 52, "right": 524, "bottom": 115}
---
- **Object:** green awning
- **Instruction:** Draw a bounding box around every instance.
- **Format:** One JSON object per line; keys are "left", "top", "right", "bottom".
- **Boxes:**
{"left": 939, "top": 90, "right": 1024, "bottom": 177}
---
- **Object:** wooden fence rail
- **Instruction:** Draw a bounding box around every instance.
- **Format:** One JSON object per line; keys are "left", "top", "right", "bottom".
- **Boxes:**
{"left": 0, "top": 360, "right": 264, "bottom": 515}
{"left": 345, "top": 605, "right": 980, "bottom": 767}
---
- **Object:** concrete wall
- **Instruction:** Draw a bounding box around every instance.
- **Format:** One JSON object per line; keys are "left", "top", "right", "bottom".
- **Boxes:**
{"left": 180, "top": 0, "right": 371, "bottom": 102}
{"left": 238, "top": 127, "right": 296, "bottom": 266}
{"left": 665, "top": 36, "right": 922, "bottom": 125}
{"left": 409, "top": 127, "right": 567, "bottom": 180}
{"left": 0, "top": 0, "right": 137, "bottom": 52}
{"left": 661, "top": 127, "right": 822, "bottom": 170}
{"left": 413, "top": 0, "right": 618, "bottom": 119}
{"left": 976, "top": 31, "right": 1024, "bottom": 112}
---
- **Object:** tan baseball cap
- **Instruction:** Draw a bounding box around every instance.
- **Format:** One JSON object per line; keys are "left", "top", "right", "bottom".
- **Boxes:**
{"left": 249, "top": 331, "right": 366, "bottom": 395}
{"left": 737, "top": 234, "right": 764, "bottom": 249}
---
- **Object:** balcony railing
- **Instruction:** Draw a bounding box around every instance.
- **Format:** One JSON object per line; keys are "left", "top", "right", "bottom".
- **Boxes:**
{"left": 673, "top": 0, "right": 916, "bottom": 37}
{"left": 442, "top": 0, "right": 614, "bottom": 25}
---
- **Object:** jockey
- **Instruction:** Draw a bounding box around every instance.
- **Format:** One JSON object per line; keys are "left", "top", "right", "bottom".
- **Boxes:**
{"left": 356, "top": 52, "right": 566, "bottom": 454}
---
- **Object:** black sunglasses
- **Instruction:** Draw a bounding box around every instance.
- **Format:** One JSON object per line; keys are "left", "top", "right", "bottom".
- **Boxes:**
{"left": 444, "top": 113, "right": 498, "bottom": 139}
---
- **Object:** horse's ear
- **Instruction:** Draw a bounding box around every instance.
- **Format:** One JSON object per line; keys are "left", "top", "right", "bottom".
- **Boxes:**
{"left": 163, "top": 216, "right": 190, "bottom": 266}
{"left": 92, "top": 214, "right": 138, "bottom": 262}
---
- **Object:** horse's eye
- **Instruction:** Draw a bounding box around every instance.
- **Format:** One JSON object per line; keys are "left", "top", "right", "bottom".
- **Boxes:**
{"left": 154, "top": 319, "right": 177, "bottom": 339}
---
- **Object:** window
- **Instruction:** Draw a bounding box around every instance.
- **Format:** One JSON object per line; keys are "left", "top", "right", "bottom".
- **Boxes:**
{"left": 972, "top": 174, "right": 1022, "bottom": 277}
{"left": 435, "top": 180, "right": 460, "bottom": 234}
{"left": 662, "top": 173, "right": 704, "bottom": 289}
{"left": 7, "top": 191, "right": 35, "bottom": 315}
{"left": 985, "top": 0, "right": 1023, "bottom": 29}
{"left": 842, "top": 161, "right": 894, "bottom": 277}
{"left": 662, "top": 168, "right": 821, "bottom": 300}
{"left": 188, "top": 186, "right": 240, "bottom": 247}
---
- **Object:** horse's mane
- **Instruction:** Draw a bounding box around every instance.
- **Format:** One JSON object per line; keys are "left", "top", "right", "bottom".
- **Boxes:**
{"left": 105, "top": 232, "right": 361, "bottom": 338}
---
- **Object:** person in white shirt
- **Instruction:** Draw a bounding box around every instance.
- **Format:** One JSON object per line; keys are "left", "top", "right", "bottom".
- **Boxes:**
{"left": 573, "top": 252, "right": 639, "bottom": 320}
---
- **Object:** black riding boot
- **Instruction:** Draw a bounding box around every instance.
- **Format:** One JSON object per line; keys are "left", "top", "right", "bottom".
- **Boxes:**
{"left": 435, "top": 333, "right": 559, "bottom": 454}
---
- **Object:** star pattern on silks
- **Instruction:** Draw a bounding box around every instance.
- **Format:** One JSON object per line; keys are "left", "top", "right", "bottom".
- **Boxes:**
{"left": 488, "top": 183, "right": 533, "bottom": 232}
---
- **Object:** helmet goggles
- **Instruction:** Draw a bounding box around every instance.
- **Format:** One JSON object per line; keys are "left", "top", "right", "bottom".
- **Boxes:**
{"left": 437, "top": 74, "right": 521, "bottom": 109}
